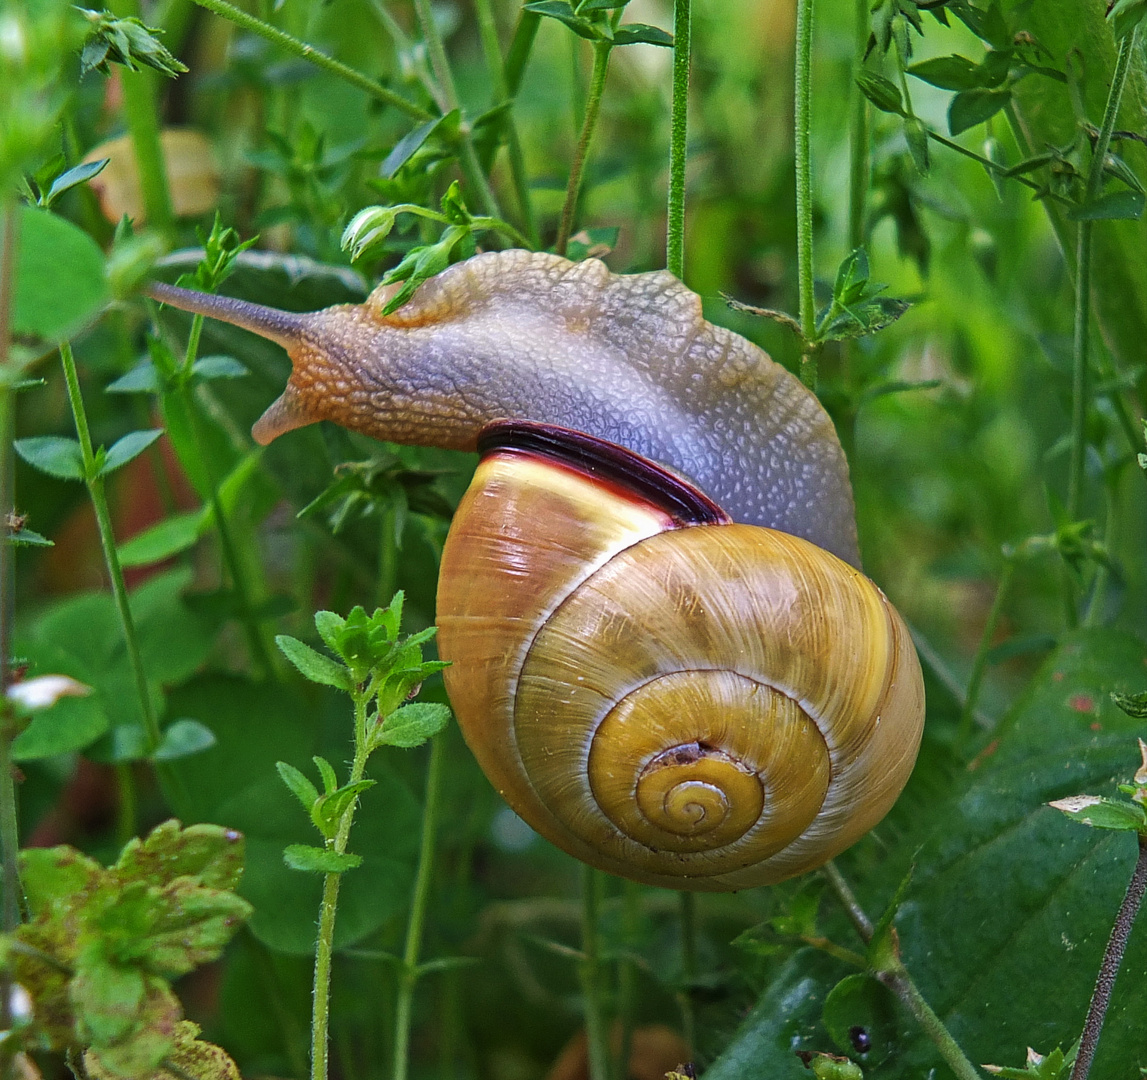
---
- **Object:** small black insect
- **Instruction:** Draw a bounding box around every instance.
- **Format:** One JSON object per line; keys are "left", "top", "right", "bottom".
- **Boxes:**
{"left": 849, "top": 1026, "right": 872, "bottom": 1054}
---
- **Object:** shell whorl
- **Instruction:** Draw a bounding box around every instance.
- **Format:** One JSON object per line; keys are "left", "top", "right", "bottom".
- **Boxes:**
{"left": 436, "top": 423, "right": 924, "bottom": 891}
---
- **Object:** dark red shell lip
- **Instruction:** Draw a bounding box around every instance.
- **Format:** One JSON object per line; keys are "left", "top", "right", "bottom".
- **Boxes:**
{"left": 476, "top": 419, "right": 731, "bottom": 528}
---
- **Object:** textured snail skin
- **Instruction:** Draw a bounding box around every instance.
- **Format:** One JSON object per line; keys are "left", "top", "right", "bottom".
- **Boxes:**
{"left": 436, "top": 427, "right": 924, "bottom": 891}
{"left": 148, "top": 250, "right": 860, "bottom": 566}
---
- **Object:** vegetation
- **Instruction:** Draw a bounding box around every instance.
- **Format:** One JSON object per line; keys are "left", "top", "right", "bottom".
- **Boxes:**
{"left": 2, "top": 1, "right": 1146, "bottom": 1079}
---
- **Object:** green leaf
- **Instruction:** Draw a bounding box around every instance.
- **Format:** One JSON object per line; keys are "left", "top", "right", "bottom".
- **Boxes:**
{"left": 276, "top": 761, "right": 319, "bottom": 812}
{"left": 948, "top": 87, "right": 1011, "bottom": 135}
{"left": 522, "top": 1, "right": 605, "bottom": 40}
{"left": 372, "top": 702, "right": 451, "bottom": 750}
{"left": 1066, "top": 190, "right": 1145, "bottom": 221}
{"left": 313, "top": 756, "right": 338, "bottom": 795}
{"left": 113, "top": 820, "right": 246, "bottom": 890}
{"left": 99, "top": 429, "right": 164, "bottom": 476}
{"left": 152, "top": 718, "right": 216, "bottom": 761}
{"left": 855, "top": 71, "right": 904, "bottom": 115}
{"left": 106, "top": 362, "right": 161, "bottom": 394}
{"left": 275, "top": 636, "right": 352, "bottom": 690}
{"left": 822, "top": 974, "right": 898, "bottom": 1066}
{"left": 313, "top": 610, "right": 345, "bottom": 653}
{"left": 610, "top": 23, "right": 673, "bottom": 47}
{"left": 907, "top": 54, "right": 986, "bottom": 91}
{"left": 43, "top": 159, "right": 109, "bottom": 208}
{"left": 282, "top": 845, "right": 363, "bottom": 874}
{"left": 14, "top": 436, "right": 85, "bottom": 480}
{"left": 381, "top": 114, "right": 455, "bottom": 179}
{"left": 1107, "top": 0, "right": 1147, "bottom": 39}
{"left": 1111, "top": 691, "right": 1147, "bottom": 718}
{"left": 70, "top": 960, "right": 146, "bottom": 1045}
{"left": 12, "top": 206, "right": 109, "bottom": 352}
{"left": 1049, "top": 795, "right": 1147, "bottom": 833}
{"left": 192, "top": 355, "right": 248, "bottom": 380}
{"left": 312, "top": 779, "right": 376, "bottom": 839}
{"left": 904, "top": 116, "right": 930, "bottom": 175}
{"left": 117, "top": 509, "right": 208, "bottom": 568}
{"left": 8, "top": 526, "right": 54, "bottom": 547}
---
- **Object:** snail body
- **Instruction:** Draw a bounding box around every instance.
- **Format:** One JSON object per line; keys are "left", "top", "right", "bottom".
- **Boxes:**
{"left": 149, "top": 249, "right": 925, "bottom": 889}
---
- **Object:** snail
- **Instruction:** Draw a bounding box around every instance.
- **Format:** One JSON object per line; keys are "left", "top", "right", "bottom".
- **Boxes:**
{"left": 149, "top": 249, "right": 925, "bottom": 890}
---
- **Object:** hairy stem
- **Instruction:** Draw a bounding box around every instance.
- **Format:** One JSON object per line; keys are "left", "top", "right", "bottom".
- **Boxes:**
{"left": 311, "top": 693, "right": 372, "bottom": 1080}
{"left": 822, "top": 861, "right": 982, "bottom": 1080}
{"left": 109, "top": 0, "right": 174, "bottom": 234}
{"left": 188, "top": 0, "right": 432, "bottom": 121}
{"left": 666, "top": 0, "right": 691, "bottom": 280}
{"left": 556, "top": 43, "right": 612, "bottom": 257}
{"left": 59, "top": 342, "right": 163, "bottom": 753}
{"left": 794, "top": 0, "right": 817, "bottom": 389}
{"left": 0, "top": 205, "right": 22, "bottom": 937}
{"left": 958, "top": 557, "right": 1014, "bottom": 744}
{"left": 580, "top": 866, "right": 610, "bottom": 1080}
{"left": 1070, "top": 835, "right": 1147, "bottom": 1080}
{"left": 393, "top": 734, "right": 445, "bottom": 1080}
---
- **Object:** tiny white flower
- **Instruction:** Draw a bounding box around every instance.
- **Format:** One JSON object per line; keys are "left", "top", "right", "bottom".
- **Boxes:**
{"left": 6, "top": 675, "right": 92, "bottom": 711}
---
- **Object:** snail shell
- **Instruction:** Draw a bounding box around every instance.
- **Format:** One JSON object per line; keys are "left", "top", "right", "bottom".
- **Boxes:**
{"left": 437, "top": 421, "right": 924, "bottom": 891}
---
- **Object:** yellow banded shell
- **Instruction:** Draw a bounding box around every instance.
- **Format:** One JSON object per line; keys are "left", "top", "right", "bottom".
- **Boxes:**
{"left": 436, "top": 422, "right": 924, "bottom": 890}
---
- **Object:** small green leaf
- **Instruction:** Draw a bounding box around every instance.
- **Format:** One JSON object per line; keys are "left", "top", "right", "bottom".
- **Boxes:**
{"left": 275, "top": 636, "right": 352, "bottom": 690}
{"left": 43, "top": 159, "right": 110, "bottom": 208}
{"left": 152, "top": 718, "right": 216, "bottom": 761}
{"left": 373, "top": 702, "right": 451, "bottom": 750}
{"left": 71, "top": 959, "right": 147, "bottom": 1044}
{"left": 1048, "top": 795, "right": 1147, "bottom": 832}
{"left": 313, "top": 756, "right": 339, "bottom": 795}
{"left": 1111, "top": 691, "right": 1147, "bottom": 719}
{"left": 381, "top": 114, "right": 453, "bottom": 179}
{"left": 522, "top": 1, "right": 605, "bottom": 40}
{"left": 283, "top": 845, "right": 363, "bottom": 874}
{"left": 106, "top": 362, "right": 161, "bottom": 394}
{"left": 277, "top": 762, "right": 320, "bottom": 812}
{"left": 1107, "top": 0, "right": 1147, "bottom": 39}
{"left": 948, "top": 88, "right": 1012, "bottom": 136}
{"left": 856, "top": 71, "right": 904, "bottom": 115}
{"left": 99, "top": 429, "right": 164, "bottom": 476}
{"left": 1067, "top": 190, "right": 1145, "bottom": 221}
{"left": 8, "top": 526, "right": 54, "bottom": 547}
{"left": 312, "top": 779, "right": 376, "bottom": 838}
{"left": 14, "top": 436, "right": 86, "bottom": 481}
{"left": 117, "top": 509, "right": 208, "bottom": 567}
{"left": 610, "top": 23, "right": 673, "bottom": 46}
{"left": 192, "top": 355, "right": 248, "bottom": 380}
{"left": 314, "top": 610, "right": 345, "bottom": 653}
{"left": 907, "top": 54, "right": 986, "bottom": 91}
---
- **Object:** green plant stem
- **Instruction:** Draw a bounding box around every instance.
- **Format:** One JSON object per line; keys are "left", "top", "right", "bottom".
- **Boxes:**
{"left": 579, "top": 866, "right": 610, "bottom": 1080}
{"left": 0, "top": 204, "right": 22, "bottom": 938}
{"left": 677, "top": 890, "right": 697, "bottom": 1057}
{"left": 115, "top": 763, "right": 137, "bottom": 846}
{"left": 822, "top": 861, "right": 982, "bottom": 1080}
{"left": 411, "top": 0, "right": 502, "bottom": 221}
{"left": 188, "top": 0, "right": 432, "bottom": 122}
{"left": 1070, "top": 835, "right": 1147, "bottom": 1080}
{"left": 794, "top": 0, "right": 817, "bottom": 389}
{"left": 473, "top": 0, "right": 536, "bottom": 244}
{"left": 958, "top": 557, "right": 1015, "bottom": 744}
{"left": 925, "top": 128, "right": 1070, "bottom": 205}
{"left": 59, "top": 341, "right": 162, "bottom": 754}
{"left": 109, "top": 0, "right": 174, "bottom": 235}
{"left": 612, "top": 882, "right": 639, "bottom": 1080}
{"left": 393, "top": 734, "right": 445, "bottom": 1080}
{"left": 847, "top": 0, "right": 868, "bottom": 253}
{"left": 505, "top": 10, "right": 541, "bottom": 97}
{"left": 177, "top": 318, "right": 275, "bottom": 678}
{"left": 666, "top": 0, "right": 691, "bottom": 280}
{"left": 311, "top": 693, "right": 372, "bottom": 1080}
{"left": 556, "top": 42, "right": 612, "bottom": 257}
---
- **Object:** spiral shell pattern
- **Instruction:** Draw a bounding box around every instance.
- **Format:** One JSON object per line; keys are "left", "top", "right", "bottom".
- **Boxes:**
{"left": 436, "top": 424, "right": 924, "bottom": 890}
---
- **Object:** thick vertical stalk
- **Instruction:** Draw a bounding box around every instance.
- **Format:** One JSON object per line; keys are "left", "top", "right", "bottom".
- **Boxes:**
{"left": 60, "top": 342, "right": 163, "bottom": 753}
{"left": 666, "top": 0, "right": 691, "bottom": 280}
{"left": 394, "top": 735, "right": 445, "bottom": 1080}
{"left": 847, "top": 0, "right": 868, "bottom": 253}
{"left": 108, "top": 0, "right": 175, "bottom": 234}
{"left": 794, "top": 0, "right": 817, "bottom": 389}
{"left": 311, "top": 695, "right": 371, "bottom": 1080}
{"left": 1069, "top": 835, "right": 1147, "bottom": 1080}
{"left": 0, "top": 205, "right": 21, "bottom": 938}
{"left": 579, "top": 866, "right": 610, "bottom": 1080}
{"left": 556, "top": 43, "right": 612, "bottom": 256}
